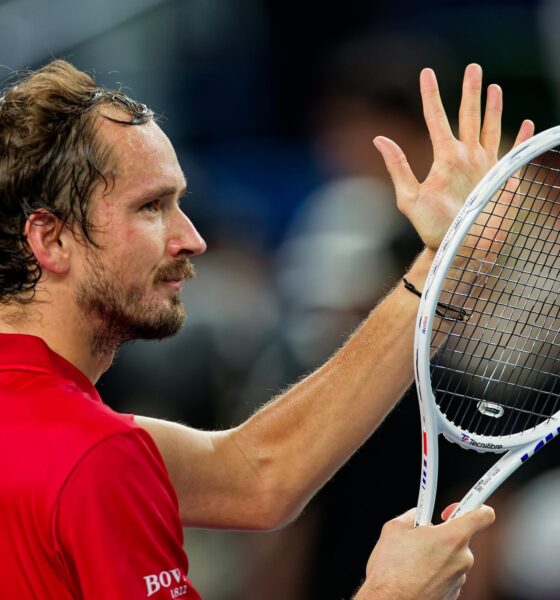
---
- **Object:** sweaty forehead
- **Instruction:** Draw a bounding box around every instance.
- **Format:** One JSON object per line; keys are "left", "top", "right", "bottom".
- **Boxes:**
{"left": 95, "top": 106, "right": 185, "bottom": 192}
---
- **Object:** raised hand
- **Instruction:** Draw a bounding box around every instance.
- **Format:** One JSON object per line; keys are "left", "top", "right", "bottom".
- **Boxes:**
{"left": 374, "top": 63, "right": 534, "bottom": 251}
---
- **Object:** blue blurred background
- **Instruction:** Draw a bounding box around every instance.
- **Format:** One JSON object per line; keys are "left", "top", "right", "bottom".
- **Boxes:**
{"left": 4, "top": 1, "right": 560, "bottom": 598}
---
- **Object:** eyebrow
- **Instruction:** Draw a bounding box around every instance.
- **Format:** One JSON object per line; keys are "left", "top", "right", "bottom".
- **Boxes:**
{"left": 135, "top": 184, "right": 187, "bottom": 205}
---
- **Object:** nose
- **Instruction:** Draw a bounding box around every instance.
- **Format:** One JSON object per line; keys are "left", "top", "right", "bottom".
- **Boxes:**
{"left": 167, "top": 210, "right": 207, "bottom": 257}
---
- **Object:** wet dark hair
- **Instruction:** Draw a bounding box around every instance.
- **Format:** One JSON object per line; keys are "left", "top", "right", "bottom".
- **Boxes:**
{"left": 0, "top": 59, "right": 154, "bottom": 303}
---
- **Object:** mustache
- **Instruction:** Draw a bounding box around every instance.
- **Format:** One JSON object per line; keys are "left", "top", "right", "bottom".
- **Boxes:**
{"left": 154, "top": 259, "right": 197, "bottom": 283}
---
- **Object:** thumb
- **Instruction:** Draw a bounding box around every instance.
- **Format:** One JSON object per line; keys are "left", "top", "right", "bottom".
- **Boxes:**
{"left": 443, "top": 505, "right": 495, "bottom": 537}
{"left": 373, "top": 136, "right": 419, "bottom": 215}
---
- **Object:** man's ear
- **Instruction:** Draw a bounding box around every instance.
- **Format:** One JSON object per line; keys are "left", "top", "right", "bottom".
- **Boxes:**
{"left": 24, "top": 209, "right": 71, "bottom": 275}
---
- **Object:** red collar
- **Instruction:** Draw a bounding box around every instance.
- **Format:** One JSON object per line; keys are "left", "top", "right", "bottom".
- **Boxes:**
{"left": 0, "top": 333, "right": 100, "bottom": 401}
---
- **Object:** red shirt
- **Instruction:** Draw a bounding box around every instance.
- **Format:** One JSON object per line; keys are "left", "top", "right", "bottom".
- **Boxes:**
{"left": 0, "top": 333, "right": 201, "bottom": 599}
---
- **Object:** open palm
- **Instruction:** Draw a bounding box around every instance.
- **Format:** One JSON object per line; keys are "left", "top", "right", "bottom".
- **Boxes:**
{"left": 374, "top": 64, "right": 534, "bottom": 251}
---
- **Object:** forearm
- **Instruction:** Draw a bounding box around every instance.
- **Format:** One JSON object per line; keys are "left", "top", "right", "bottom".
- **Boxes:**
{"left": 219, "top": 248, "right": 436, "bottom": 527}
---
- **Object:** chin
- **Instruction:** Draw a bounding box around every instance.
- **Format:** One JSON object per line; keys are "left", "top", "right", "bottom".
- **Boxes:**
{"left": 135, "top": 303, "right": 186, "bottom": 340}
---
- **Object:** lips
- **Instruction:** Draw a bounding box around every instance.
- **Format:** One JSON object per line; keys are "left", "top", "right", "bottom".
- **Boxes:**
{"left": 162, "top": 279, "right": 182, "bottom": 290}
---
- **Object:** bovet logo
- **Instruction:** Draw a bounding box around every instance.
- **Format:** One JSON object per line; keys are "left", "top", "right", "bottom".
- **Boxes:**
{"left": 144, "top": 568, "right": 187, "bottom": 597}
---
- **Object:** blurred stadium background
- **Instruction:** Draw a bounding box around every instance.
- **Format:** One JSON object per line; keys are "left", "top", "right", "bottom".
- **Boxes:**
{"left": 3, "top": 1, "right": 560, "bottom": 598}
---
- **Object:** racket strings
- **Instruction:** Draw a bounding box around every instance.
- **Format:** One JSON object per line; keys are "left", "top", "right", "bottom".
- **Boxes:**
{"left": 483, "top": 156, "right": 560, "bottom": 436}
{"left": 430, "top": 147, "right": 560, "bottom": 437}
{"left": 473, "top": 157, "right": 560, "bottom": 435}
{"left": 473, "top": 157, "right": 560, "bottom": 434}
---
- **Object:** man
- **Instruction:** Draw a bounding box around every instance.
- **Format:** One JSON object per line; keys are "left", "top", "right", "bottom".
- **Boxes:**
{"left": 0, "top": 60, "right": 532, "bottom": 599}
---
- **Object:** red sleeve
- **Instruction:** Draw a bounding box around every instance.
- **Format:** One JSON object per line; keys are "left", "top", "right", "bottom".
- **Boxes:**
{"left": 53, "top": 429, "right": 201, "bottom": 600}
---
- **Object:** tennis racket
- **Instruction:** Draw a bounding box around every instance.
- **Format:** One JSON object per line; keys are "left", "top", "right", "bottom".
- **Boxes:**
{"left": 415, "top": 125, "right": 560, "bottom": 526}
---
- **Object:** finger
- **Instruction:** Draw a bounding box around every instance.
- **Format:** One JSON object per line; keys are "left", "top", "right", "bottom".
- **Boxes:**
{"left": 508, "top": 120, "right": 535, "bottom": 185}
{"left": 420, "top": 68, "right": 454, "bottom": 151}
{"left": 373, "top": 136, "right": 420, "bottom": 211}
{"left": 441, "top": 503, "right": 459, "bottom": 521}
{"left": 458, "top": 63, "right": 483, "bottom": 144}
{"left": 442, "top": 505, "right": 495, "bottom": 538}
{"left": 480, "top": 84, "right": 503, "bottom": 153}
{"left": 513, "top": 119, "right": 535, "bottom": 148}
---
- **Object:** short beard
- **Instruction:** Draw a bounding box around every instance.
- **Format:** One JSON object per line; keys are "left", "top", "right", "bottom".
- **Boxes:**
{"left": 75, "top": 254, "right": 195, "bottom": 357}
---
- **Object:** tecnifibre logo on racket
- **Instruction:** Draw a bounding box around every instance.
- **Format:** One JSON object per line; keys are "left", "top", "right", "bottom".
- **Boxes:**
{"left": 460, "top": 433, "right": 503, "bottom": 450}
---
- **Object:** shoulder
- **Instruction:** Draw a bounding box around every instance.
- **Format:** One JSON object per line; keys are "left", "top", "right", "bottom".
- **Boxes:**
{"left": 30, "top": 373, "right": 140, "bottom": 450}
{"left": 58, "top": 427, "right": 175, "bottom": 503}
{"left": 0, "top": 371, "right": 147, "bottom": 505}
{"left": 63, "top": 427, "right": 172, "bottom": 495}
{"left": 46, "top": 385, "right": 173, "bottom": 504}
{"left": 54, "top": 428, "right": 183, "bottom": 563}
{"left": 53, "top": 429, "right": 193, "bottom": 599}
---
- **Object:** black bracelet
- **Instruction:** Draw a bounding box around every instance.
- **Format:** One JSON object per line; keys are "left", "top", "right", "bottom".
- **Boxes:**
{"left": 402, "top": 277, "right": 469, "bottom": 321}
{"left": 403, "top": 277, "right": 422, "bottom": 298}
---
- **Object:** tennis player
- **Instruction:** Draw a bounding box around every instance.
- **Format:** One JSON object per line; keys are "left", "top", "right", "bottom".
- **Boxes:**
{"left": 0, "top": 60, "right": 531, "bottom": 599}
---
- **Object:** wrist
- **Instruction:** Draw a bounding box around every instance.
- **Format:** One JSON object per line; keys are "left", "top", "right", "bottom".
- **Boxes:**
{"left": 403, "top": 247, "right": 436, "bottom": 289}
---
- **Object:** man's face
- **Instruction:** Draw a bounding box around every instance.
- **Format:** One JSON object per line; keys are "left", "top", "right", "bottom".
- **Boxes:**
{"left": 73, "top": 110, "right": 206, "bottom": 351}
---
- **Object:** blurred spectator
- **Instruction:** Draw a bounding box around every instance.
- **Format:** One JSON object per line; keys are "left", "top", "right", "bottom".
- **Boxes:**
{"left": 499, "top": 469, "right": 560, "bottom": 599}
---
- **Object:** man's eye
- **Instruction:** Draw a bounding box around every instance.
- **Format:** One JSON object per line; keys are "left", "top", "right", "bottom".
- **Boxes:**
{"left": 141, "top": 199, "right": 161, "bottom": 212}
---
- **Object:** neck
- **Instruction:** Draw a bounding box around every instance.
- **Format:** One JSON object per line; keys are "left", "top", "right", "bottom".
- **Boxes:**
{"left": 0, "top": 299, "right": 116, "bottom": 384}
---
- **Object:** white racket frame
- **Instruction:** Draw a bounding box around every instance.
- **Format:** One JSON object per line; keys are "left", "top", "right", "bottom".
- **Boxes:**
{"left": 415, "top": 125, "right": 560, "bottom": 526}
